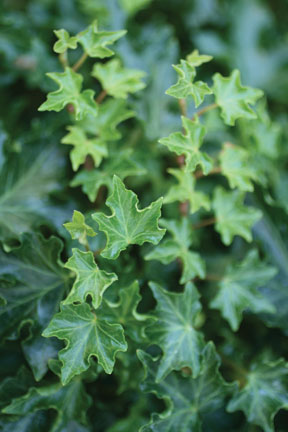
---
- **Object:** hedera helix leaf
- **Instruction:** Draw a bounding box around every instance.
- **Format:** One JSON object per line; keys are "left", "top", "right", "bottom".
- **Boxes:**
{"left": 213, "top": 186, "right": 262, "bottom": 245}
{"left": 159, "top": 116, "right": 213, "bottom": 174}
{"left": 3, "top": 380, "right": 91, "bottom": 432}
{"left": 53, "top": 29, "right": 78, "bottom": 54}
{"left": 92, "top": 175, "right": 165, "bottom": 259}
{"left": 227, "top": 358, "right": 288, "bottom": 432}
{"left": 61, "top": 125, "right": 108, "bottom": 171}
{"left": 76, "top": 20, "right": 126, "bottom": 58}
{"left": 164, "top": 167, "right": 210, "bottom": 213}
{"left": 38, "top": 67, "right": 98, "bottom": 120}
{"left": 146, "top": 282, "right": 205, "bottom": 381}
{"left": 63, "top": 248, "right": 117, "bottom": 309}
{"left": 63, "top": 210, "right": 96, "bottom": 245}
{"left": 92, "top": 58, "right": 146, "bottom": 99}
{"left": 185, "top": 49, "right": 213, "bottom": 67}
{"left": 166, "top": 56, "right": 212, "bottom": 107}
{"left": 212, "top": 69, "right": 264, "bottom": 126}
{"left": 138, "top": 342, "right": 236, "bottom": 432}
{"left": 145, "top": 218, "right": 205, "bottom": 283}
{"left": 210, "top": 249, "right": 276, "bottom": 330}
{"left": 42, "top": 302, "right": 127, "bottom": 384}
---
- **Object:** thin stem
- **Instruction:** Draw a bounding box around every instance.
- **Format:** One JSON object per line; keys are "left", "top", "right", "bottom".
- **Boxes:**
{"left": 72, "top": 52, "right": 88, "bottom": 72}
{"left": 96, "top": 89, "right": 107, "bottom": 104}
{"left": 193, "top": 102, "right": 218, "bottom": 119}
{"left": 193, "top": 217, "right": 216, "bottom": 230}
{"left": 194, "top": 166, "right": 222, "bottom": 179}
{"left": 178, "top": 98, "right": 187, "bottom": 117}
{"left": 59, "top": 52, "right": 69, "bottom": 69}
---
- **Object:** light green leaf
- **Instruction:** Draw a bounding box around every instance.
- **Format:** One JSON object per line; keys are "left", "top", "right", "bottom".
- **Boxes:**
{"left": 63, "top": 210, "right": 96, "bottom": 245}
{"left": 159, "top": 116, "right": 213, "bottom": 174}
{"left": 166, "top": 60, "right": 212, "bottom": 107}
{"left": 92, "top": 58, "right": 146, "bottom": 99}
{"left": 61, "top": 125, "right": 107, "bottom": 171}
{"left": 210, "top": 250, "right": 276, "bottom": 330}
{"left": 212, "top": 69, "right": 263, "bottom": 126}
{"left": 42, "top": 303, "right": 127, "bottom": 384}
{"left": 53, "top": 29, "right": 78, "bottom": 54}
{"left": 2, "top": 381, "right": 91, "bottom": 432}
{"left": 138, "top": 342, "right": 235, "bottom": 431}
{"left": 165, "top": 168, "right": 210, "bottom": 213}
{"left": 63, "top": 248, "right": 117, "bottom": 309}
{"left": 186, "top": 49, "right": 213, "bottom": 67}
{"left": 39, "top": 68, "right": 98, "bottom": 120}
{"left": 227, "top": 359, "right": 288, "bottom": 432}
{"left": 213, "top": 187, "right": 262, "bottom": 245}
{"left": 76, "top": 20, "right": 126, "bottom": 58}
{"left": 71, "top": 148, "right": 145, "bottom": 202}
{"left": 145, "top": 218, "right": 205, "bottom": 284}
{"left": 92, "top": 176, "right": 165, "bottom": 259}
{"left": 146, "top": 282, "right": 205, "bottom": 381}
{"left": 102, "top": 281, "right": 156, "bottom": 343}
{"left": 219, "top": 143, "right": 259, "bottom": 191}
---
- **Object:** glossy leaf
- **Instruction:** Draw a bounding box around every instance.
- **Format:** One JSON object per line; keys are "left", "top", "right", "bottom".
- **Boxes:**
{"left": 42, "top": 303, "right": 127, "bottom": 384}
{"left": 63, "top": 248, "right": 117, "bottom": 309}
{"left": 53, "top": 29, "right": 77, "bottom": 54}
{"left": 92, "top": 176, "right": 165, "bottom": 259}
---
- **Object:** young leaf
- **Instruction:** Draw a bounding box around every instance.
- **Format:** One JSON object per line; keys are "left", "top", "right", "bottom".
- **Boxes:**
{"left": 92, "top": 175, "right": 165, "bottom": 259}
{"left": 210, "top": 249, "right": 276, "bottom": 330}
{"left": 38, "top": 68, "right": 98, "bottom": 120}
{"left": 219, "top": 143, "right": 259, "bottom": 191}
{"left": 63, "top": 248, "right": 117, "bottom": 309}
{"left": 212, "top": 69, "right": 263, "bottom": 126}
{"left": 146, "top": 282, "right": 205, "bottom": 381}
{"left": 92, "top": 59, "right": 146, "bottom": 99}
{"left": 227, "top": 359, "right": 288, "bottom": 432}
{"left": 61, "top": 126, "right": 107, "bottom": 170}
{"left": 64, "top": 210, "right": 96, "bottom": 245}
{"left": 53, "top": 29, "right": 78, "bottom": 54}
{"left": 166, "top": 59, "right": 212, "bottom": 107}
{"left": 186, "top": 49, "right": 213, "bottom": 67}
{"left": 159, "top": 116, "right": 213, "bottom": 174}
{"left": 213, "top": 187, "right": 262, "bottom": 245}
{"left": 42, "top": 303, "right": 127, "bottom": 384}
{"left": 138, "top": 342, "right": 235, "bottom": 431}
{"left": 3, "top": 381, "right": 91, "bottom": 432}
{"left": 146, "top": 218, "right": 205, "bottom": 284}
{"left": 164, "top": 168, "right": 210, "bottom": 213}
{"left": 76, "top": 20, "right": 126, "bottom": 58}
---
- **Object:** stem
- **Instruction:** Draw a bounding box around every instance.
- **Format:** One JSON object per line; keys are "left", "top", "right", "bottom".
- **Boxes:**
{"left": 193, "top": 102, "right": 218, "bottom": 119}
{"left": 178, "top": 98, "right": 187, "bottom": 117}
{"left": 72, "top": 52, "right": 88, "bottom": 72}
{"left": 59, "top": 52, "right": 69, "bottom": 68}
{"left": 193, "top": 217, "right": 216, "bottom": 230}
{"left": 96, "top": 89, "right": 107, "bottom": 104}
{"left": 194, "top": 166, "right": 222, "bottom": 179}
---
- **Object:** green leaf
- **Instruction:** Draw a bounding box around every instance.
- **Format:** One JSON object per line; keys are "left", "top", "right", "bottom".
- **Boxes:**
{"left": 212, "top": 69, "right": 263, "bottom": 126}
{"left": 186, "top": 49, "right": 213, "bottom": 67}
{"left": 2, "top": 380, "right": 91, "bottom": 432}
{"left": 0, "top": 233, "right": 69, "bottom": 380}
{"left": 219, "top": 143, "right": 259, "bottom": 192}
{"left": 227, "top": 359, "right": 288, "bottom": 432}
{"left": 102, "top": 281, "right": 156, "bottom": 343}
{"left": 53, "top": 29, "right": 77, "bottom": 54}
{"left": 71, "top": 148, "right": 145, "bottom": 202}
{"left": 159, "top": 116, "right": 213, "bottom": 174}
{"left": 164, "top": 168, "right": 210, "bottom": 213}
{"left": 138, "top": 342, "right": 235, "bottom": 431}
{"left": 210, "top": 249, "right": 276, "bottom": 330}
{"left": 42, "top": 303, "right": 127, "bottom": 384}
{"left": 145, "top": 218, "right": 205, "bottom": 284}
{"left": 92, "top": 58, "right": 146, "bottom": 99}
{"left": 166, "top": 60, "right": 212, "bottom": 107}
{"left": 39, "top": 67, "right": 98, "bottom": 120}
{"left": 63, "top": 210, "right": 96, "bottom": 245}
{"left": 213, "top": 187, "right": 262, "bottom": 245}
{"left": 63, "top": 248, "right": 117, "bottom": 309}
{"left": 76, "top": 20, "right": 126, "bottom": 58}
{"left": 92, "top": 175, "right": 165, "bottom": 259}
{"left": 61, "top": 125, "right": 107, "bottom": 170}
{"left": 146, "top": 282, "right": 205, "bottom": 381}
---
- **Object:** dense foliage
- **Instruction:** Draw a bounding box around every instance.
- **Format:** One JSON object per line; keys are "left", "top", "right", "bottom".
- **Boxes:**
{"left": 1, "top": 0, "right": 288, "bottom": 431}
